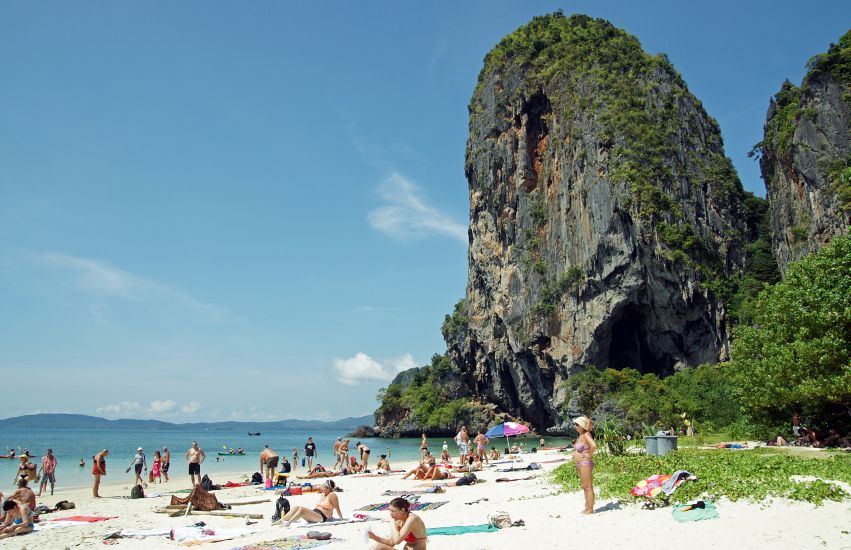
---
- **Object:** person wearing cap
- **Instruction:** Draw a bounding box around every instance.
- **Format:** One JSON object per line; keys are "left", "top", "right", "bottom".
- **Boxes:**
{"left": 127, "top": 447, "right": 147, "bottom": 487}
{"left": 279, "top": 479, "right": 342, "bottom": 527}
{"left": 14, "top": 455, "right": 36, "bottom": 484}
{"left": 572, "top": 415, "right": 597, "bottom": 514}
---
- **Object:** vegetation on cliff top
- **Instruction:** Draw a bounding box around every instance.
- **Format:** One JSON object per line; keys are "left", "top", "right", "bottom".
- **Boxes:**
{"left": 470, "top": 12, "right": 741, "bottom": 223}
{"left": 375, "top": 353, "right": 471, "bottom": 434}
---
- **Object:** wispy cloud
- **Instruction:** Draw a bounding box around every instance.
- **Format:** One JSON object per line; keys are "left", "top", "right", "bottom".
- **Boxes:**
{"left": 149, "top": 400, "right": 176, "bottom": 414}
{"left": 181, "top": 401, "right": 201, "bottom": 414}
{"left": 34, "top": 252, "right": 221, "bottom": 318}
{"left": 367, "top": 173, "right": 467, "bottom": 244}
{"left": 96, "top": 401, "right": 143, "bottom": 417}
{"left": 331, "top": 352, "right": 416, "bottom": 386}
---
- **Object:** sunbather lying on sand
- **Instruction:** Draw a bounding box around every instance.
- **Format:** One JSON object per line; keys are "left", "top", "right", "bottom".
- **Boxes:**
{"left": 302, "top": 465, "right": 340, "bottom": 479}
{"left": 402, "top": 453, "right": 436, "bottom": 480}
{"left": 280, "top": 480, "right": 342, "bottom": 527}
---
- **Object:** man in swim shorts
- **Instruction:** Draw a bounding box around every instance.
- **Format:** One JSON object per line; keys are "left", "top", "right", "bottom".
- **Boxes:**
{"left": 162, "top": 447, "right": 170, "bottom": 482}
{"left": 259, "top": 445, "right": 279, "bottom": 481}
{"left": 304, "top": 437, "right": 317, "bottom": 470}
{"left": 185, "top": 441, "right": 206, "bottom": 486}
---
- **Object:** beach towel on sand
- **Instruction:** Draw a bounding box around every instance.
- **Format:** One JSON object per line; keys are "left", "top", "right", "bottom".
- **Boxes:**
{"left": 45, "top": 515, "right": 116, "bottom": 523}
{"left": 358, "top": 501, "right": 447, "bottom": 512}
{"left": 231, "top": 536, "right": 339, "bottom": 550}
{"left": 672, "top": 500, "right": 719, "bottom": 522}
{"left": 426, "top": 524, "right": 499, "bottom": 536}
{"left": 170, "top": 526, "right": 256, "bottom": 543}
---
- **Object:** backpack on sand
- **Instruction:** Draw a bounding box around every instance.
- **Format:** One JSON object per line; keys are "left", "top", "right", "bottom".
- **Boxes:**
{"left": 130, "top": 484, "right": 145, "bottom": 499}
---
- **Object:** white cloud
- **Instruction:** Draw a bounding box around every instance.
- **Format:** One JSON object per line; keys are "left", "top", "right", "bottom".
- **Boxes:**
{"left": 149, "top": 400, "right": 176, "bottom": 413}
{"left": 96, "top": 401, "right": 143, "bottom": 417}
{"left": 367, "top": 173, "right": 467, "bottom": 244}
{"left": 332, "top": 352, "right": 416, "bottom": 386}
{"left": 34, "top": 252, "right": 221, "bottom": 318}
{"left": 181, "top": 401, "right": 201, "bottom": 414}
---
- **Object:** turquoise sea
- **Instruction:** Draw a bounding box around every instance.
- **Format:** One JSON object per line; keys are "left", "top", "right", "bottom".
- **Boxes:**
{"left": 0, "top": 427, "right": 570, "bottom": 492}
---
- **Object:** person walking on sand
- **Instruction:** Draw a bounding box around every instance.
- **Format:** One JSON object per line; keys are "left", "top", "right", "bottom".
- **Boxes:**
{"left": 92, "top": 449, "right": 108, "bottom": 498}
{"left": 367, "top": 497, "right": 427, "bottom": 550}
{"left": 150, "top": 450, "right": 163, "bottom": 483}
{"left": 162, "top": 447, "right": 170, "bottom": 482}
{"left": 260, "top": 445, "right": 279, "bottom": 481}
{"left": 474, "top": 430, "right": 489, "bottom": 464}
{"left": 572, "top": 416, "right": 597, "bottom": 514}
{"left": 304, "top": 437, "right": 317, "bottom": 470}
{"left": 333, "top": 437, "right": 343, "bottom": 470}
{"left": 37, "top": 448, "right": 57, "bottom": 496}
{"left": 185, "top": 441, "right": 206, "bottom": 486}
{"left": 127, "top": 447, "right": 147, "bottom": 487}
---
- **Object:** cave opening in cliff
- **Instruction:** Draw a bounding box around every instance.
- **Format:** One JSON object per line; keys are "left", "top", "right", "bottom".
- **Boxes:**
{"left": 607, "top": 305, "right": 672, "bottom": 376}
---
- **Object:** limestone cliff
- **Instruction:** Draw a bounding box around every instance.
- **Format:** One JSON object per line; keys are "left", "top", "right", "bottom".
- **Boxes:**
{"left": 451, "top": 14, "right": 755, "bottom": 433}
{"left": 759, "top": 31, "right": 851, "bottom": 272}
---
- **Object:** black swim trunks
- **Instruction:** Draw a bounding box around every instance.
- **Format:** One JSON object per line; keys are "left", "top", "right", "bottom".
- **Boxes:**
{"left": 163, "top": 462, "right": 170, "bottom": 472}
{"left": 312, "top": 509, "right": 328, "bottom": 522}
{"left": 134, "top": 464, "right": 144, "bottom": 475}
{"left": 189, "top": 462, "right": 201, "bottom": 475}
{"left": 266, "top": 456, "right": 279, "bottom": 469}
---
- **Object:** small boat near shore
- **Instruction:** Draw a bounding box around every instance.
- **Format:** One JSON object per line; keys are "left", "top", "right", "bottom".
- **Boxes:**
{"left": 248, "top": 432, "right": 261, "bottom": 436}
{"left": 217, "top": 452, "right": 247, "bottom": 456}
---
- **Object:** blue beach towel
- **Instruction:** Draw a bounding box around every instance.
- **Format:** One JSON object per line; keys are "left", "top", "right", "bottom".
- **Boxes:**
{"left": 426, "top": 524, "right": 499, "bottom": 536}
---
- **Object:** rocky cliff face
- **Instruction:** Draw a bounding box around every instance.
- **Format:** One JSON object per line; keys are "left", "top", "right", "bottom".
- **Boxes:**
{"left": 759, "top": 32, "right": 851, "bottom": 272}
{"left": 450, "top": 14, "right": 754, "bottom": 433}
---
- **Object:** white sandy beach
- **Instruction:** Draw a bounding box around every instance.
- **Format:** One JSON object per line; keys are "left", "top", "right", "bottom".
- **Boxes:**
{"left": 2, "top": 449, "right": 849, "bottom": 550}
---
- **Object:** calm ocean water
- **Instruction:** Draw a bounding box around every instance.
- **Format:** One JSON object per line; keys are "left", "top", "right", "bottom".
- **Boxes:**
{"left": 0, "top": 427, "right": 570, "bottom": 492}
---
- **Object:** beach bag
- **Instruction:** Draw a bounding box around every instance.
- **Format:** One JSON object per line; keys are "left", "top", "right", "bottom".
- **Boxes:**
{"left": 55, "top": 500, "right": 75, "bottom": 510}
{"left": 251, "top": 472, "right": 263, "bottom": 484}
{"left": 148, "top": 471, "right": 155, "bottom": 483}
{"left": 302, "top": 457, "right": 306, "bottom": 467}
{"left": 130, "top": 484, "right": 145, "bottom": 499}
{"left": 489, "top": 511, "right": 512, "bottom": 529}
{"left": 528, "top": 462, "right": 541, "bottom": 470}
{"left": 271, "top": 495, "right": 291, "bottom": 521}
{"left": 200, "top": 475, "right": 214, "bottom": 491}
{"left": 456, "top": 472, "right": 477, "bottom": 486}
{"left": 287, "top": 483, "right": 303, "bottom": 496}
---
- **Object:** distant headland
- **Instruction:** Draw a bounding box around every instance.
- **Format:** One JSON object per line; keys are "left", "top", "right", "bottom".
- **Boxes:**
{"left": 0, "top": 413, "right": 374, "bottom": 432}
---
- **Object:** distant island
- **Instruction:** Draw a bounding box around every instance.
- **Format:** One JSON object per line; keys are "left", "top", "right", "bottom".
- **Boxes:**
{"left": 0, "top": 413, "right": 375, "bottom": 432}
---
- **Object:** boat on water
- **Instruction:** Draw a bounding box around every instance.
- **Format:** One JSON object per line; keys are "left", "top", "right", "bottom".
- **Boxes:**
{"left": 217, "top": 452, "right": 247, "bottom": 456}
{"left": 248, "top": 432, "right": 261, "bottom": 436}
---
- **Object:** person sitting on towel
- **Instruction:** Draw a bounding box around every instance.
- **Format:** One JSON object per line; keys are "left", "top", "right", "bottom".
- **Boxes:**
{"left": 489, "top": 447, "right": 501, "bottom": 460}
{"left": 0, "top": 500, "right": 33, "bottom": 539}
{"left": 439, "top": 449, "right": 451, "bottom": 464}
{"left": 280, "top": 480, "right": 342, "bottom": 527}
{"left": 375, "top": 455, "right": 391, "bottom": 474}
{"left": 368, "top": 497, "right": 427, "bottom": 550}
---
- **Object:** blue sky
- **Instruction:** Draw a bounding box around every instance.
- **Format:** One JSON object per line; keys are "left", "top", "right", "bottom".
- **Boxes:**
{"left": 1, "top": 1, "right": 848, "bottom": 422}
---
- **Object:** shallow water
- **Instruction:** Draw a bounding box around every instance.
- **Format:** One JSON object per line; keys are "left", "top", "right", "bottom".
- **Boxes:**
{"left": 0, "top": 427, "right": 572, "bottom": 491}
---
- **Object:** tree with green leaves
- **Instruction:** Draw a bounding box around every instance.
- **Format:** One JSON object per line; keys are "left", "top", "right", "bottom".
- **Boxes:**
{"left": 731, "top": 236, "right": 851, "bottom": 430}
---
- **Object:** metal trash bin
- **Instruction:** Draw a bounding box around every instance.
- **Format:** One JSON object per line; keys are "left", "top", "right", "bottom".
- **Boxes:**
{"left": 656, "top": 435, "right": 678, "bottom": 456}
{"left": 645, "top": 436, "right": 659, "bottom": 456}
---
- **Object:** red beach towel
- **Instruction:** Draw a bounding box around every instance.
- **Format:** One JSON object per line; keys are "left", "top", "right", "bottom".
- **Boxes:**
{"left": 46, "top": 516, "right": 117, "bottom": 523}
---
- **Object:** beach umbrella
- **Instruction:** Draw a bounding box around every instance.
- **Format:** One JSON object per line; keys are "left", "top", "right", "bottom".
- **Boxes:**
{"left": 485, "top": 422, "right": 530, "bottom": 464}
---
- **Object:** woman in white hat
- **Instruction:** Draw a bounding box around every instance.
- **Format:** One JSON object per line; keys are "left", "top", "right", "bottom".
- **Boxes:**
{"left": 127, "top": 447, "right": 147, "bottom": 487}
{"left": 572, "top": 416, "right": 597, "bottom": 514}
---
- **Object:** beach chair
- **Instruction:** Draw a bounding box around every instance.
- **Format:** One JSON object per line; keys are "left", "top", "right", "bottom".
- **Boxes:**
{"left": 273, "top": 473, "right": 289, "bottom": 486}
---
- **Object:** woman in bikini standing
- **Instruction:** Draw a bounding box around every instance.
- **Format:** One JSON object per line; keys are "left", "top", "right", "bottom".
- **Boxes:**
{"left": 572, "top": 416, "right": 597, "bottom": 514}
{"left": 419, "top": 433, "right": 428, "bottom": 461}
{"left": 280, "top": 479, "right": 342, "bottom": 527}
{"left": 91, "top": 449, "right": 108, "bottom": 498}
{"left": 368, "top": 497, "right": 427, "bottom": 549}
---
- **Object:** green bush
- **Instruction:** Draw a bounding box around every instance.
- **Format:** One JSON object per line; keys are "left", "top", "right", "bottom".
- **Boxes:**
{"left": 730, "top": 236, "right": 851, "bottom": 431}
{"left": 552, "top": 448, "right": 851, "bottom": 504}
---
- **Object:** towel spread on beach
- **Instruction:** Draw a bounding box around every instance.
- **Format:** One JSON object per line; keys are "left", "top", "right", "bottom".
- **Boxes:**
{"left": 496, "top": 476, "right": 538, "bottom": 482}
{"left": 231, "top": 536, "right": 340, "bottom": 550}
{"left": 105, "top": 528, "right": 173, "bottom": 539}
{"left": 672, "top": 500, "right": 719, "bottom": 522}
{"left": 223, "top": 481, "right": 251, "bottom": 488}
{"left": 170, "top": 485, "right": 225, "bottom": 511}
{"left": 293, "top": 515, "right": 375, "bottom": 528}
{"left": 426, "top": 524, "right": 499, "bottom": 536}
{"left": 46, "top": 515, "right": 117, "bottom": 523}
{"left": 357, "top": 501, "right": 447, "bottom": 512}
{"left": 171, "top": 526, "right": 256, "bottom": 543}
